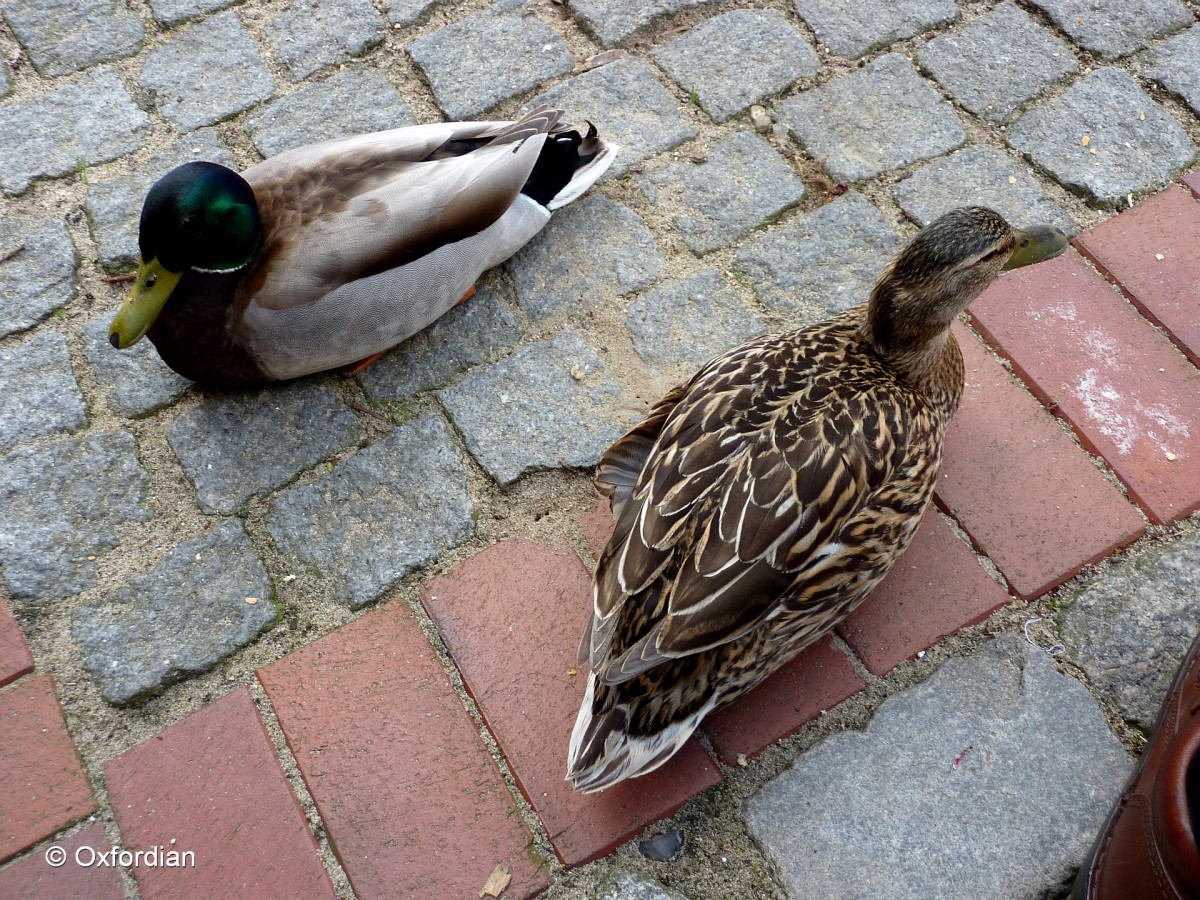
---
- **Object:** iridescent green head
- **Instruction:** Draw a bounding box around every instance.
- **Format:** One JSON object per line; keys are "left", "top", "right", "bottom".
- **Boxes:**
{"left": 109, "top": 161, "right": 261, "bottom": 349}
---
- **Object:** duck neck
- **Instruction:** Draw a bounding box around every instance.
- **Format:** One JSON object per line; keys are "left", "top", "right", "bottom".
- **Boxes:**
{"left": 861, "top": 283, "right": 962, "bottom": 404}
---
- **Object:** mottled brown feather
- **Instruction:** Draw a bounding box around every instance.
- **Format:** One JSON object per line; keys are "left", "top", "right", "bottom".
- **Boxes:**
{"left": 570, "top": 208, "right": 1047, "bottom": 791}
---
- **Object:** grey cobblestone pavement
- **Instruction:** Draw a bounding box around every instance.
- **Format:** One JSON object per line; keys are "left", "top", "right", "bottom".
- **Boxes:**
{"left": 0, "top": 1, "right": 1197, "bottom": 898}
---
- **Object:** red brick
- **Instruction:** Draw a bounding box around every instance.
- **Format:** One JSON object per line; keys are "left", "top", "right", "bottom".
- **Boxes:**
{"left": 934, "top": 325, "right": 1144, "bottom": 598}
{"left": 838, "top": 512, "right": 1012, "bottom": 675}
{"left": 577, "top": 496, "right": 615, "bottom": 561}
{"left": 105, "top": 688, "right": 333, "bottom": 900}
{"left": 1075, "top": 185, "right": 1200, "bottom": 365}
{"left": 1184, "top": 171, "right": 1200, "bottom": 199}
{"left": 0, "top": 823, "right": 123, "bottom": 900}
{"left": 703, "top": 637, "right": 863, "bottom": 765}
{"left": 0, "top": 600, "right": 33, "bottom": 689}
{"left": 420, "top": 539, "right": 722, "bottom": 867}
{"left": 0, "top": 675, "right": 93, "bottom": 862}
{"left": 258, "top": 603, "right": 548, "bottom": 900}
{"left": 970, "top": 249, "right": 1200, "bottom": 524}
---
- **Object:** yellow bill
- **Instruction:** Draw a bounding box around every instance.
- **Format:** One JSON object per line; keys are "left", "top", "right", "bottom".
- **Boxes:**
{"left": 108, "top": 258, "right": 182, "bottom": 348}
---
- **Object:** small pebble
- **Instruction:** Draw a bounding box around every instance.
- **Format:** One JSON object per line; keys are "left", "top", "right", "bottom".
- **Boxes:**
{"left": 749, "top": 105, "right": 771, "bottom": 133}
{"left": 639, "top": 829, "right": 685, "bottom": 861}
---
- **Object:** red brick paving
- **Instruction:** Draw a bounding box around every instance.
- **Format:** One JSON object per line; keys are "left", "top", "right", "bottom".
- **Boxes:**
{"left": 1184, "top": 171, "right": 1200, "bottom": 198}
{"left": 0, "top": 823, "right": 124, "bottom": 900}
{"left": 1075, "top": 185, "right": 1200, "bottom": 365}
{"left": 970, "top": 248, "right": 1200, "bottom": 525}
{"left": 0, "top": 599, "right": 33, "bottom": 689}
{"left": 420, "top": 538, "right": 722, "bottom": 867}
{"left": 0, "top": 675, "right": 93, "bottom": 863}
{"left": 935, "top": 324, "right": 1145, "bottom": 598}
{"left": 703, "top": 636, "right": 864, "bottom": 764}
{"left": 258, "top": 602, "right": 548, "bottom": 900}
{"left": 104, "top": 688, "right": 333, "bottom": 900}
{"left": 838, "top": 512, "right": 1012, "bottom": 676}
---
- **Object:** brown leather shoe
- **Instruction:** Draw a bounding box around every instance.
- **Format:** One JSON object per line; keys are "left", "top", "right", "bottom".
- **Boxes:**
{"left": 1072, "top": 629, "right": 1200, "bottom": 899}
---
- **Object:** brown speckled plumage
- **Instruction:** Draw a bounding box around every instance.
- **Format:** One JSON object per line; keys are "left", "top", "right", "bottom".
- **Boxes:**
{"left": 567, "top": 207, "right": 1063, "bottom": 792}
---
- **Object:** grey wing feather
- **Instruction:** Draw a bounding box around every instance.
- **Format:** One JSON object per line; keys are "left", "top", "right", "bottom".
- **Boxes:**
{"left": 248, "top": 127, "right": 549, "bottom": 308}
{"left": 243, "top": 195, "right": 550, "bottom": 380}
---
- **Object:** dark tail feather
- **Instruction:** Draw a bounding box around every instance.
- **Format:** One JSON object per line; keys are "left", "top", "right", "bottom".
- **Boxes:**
{"left": 521, "top": 127, "right": 589, "bottom": 206}
{"left": 522, "top": 119, "right": 618, "bottom": 209}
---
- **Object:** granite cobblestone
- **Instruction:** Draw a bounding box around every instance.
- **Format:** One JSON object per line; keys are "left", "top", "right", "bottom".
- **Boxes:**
{"left": 652, "top": 9, "right": 817, "bottom": 124}
{"left": 894, "top": 146, "right": 1075, "bottom": 232}
{"left": 0, "top": 332, "right": 86, "bottom": 453}
{"left": 1027, "top": 0, "right": 1192, "bottom": 61}
{"left": 167, "top": 382, "right": 362, "bottom": 515}
{"left": 532, "top": 58, "right": 697, "bottom": 178}
{"left": 410, "top": 0, "right": 573, "bottom": 120}
{"left": 733, "top": 192, "right": 901, "bottom": 318}
{"left": 381, "top": 0, "right": 447, "bottom": 27}
{"left": 567, "top": 0, "right": 710, "bottom": 47}
{"left": 1008, "top": 67, "right": 1196, "bottom": 205}
{"left": 779, "top": 54, "right": 966, "bottom": 183}
{"left": 246, "top": 67, "right": 415, "bottom": 158}
{"left": 0, "top": 69, "right": 150, "bottom": 195}
{"left": 146, "top": 0, "right": 238, "bottom": 27}
{"left": 637, "top": 131, "right": 805, "bottom": 254}
{"left": 747, "top": 637, "right": 1132, "bottom": 899}
{"left": 138, "top": 12, "right": 276, "bottom": 132}
{"left": 917, "top": 2, "right": 1077, "bottom": 124}
{"left": 267, "top": 0, "right": 387, "bottom": 83}
{"left": 73, "top": 520, "right": 275, "bottom": 704}
{"left": 1059, "top": 534, "right": 1200, "bottom": 729}
{"left": 508, "top": 195, "right": 663, "bottom": 320}
{"left": 267, "top": 411, "right": 473, "bottom": 608}
{"left": 0, "top": 430, "right": 152, "bottom": 602}
{"left": 1135, "top": 25, "right": 1200, "bottom": 117}
{"left": 83, "top": 314, "right": 192, "bottom": 418}
{"left": 357, "top": 282, "right": 522, "bottom": 403}
{"left": 793, "top": 0, "right": 957, "bottom": 60}
{"left": 439, "top": 329, "right": 629, "bottom": 486}
{"left": 2, "top": 0, "right": 144, "bottom": 78}
{"left": 0, "top": 216, "right": 77, "bottom": 338}
{"left": 626, "top": 270, "right": 764, "bottom": 373}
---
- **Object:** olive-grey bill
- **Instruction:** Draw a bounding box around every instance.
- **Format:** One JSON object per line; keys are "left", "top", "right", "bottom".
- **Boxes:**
{"left": 1004, "top": 224, "right": 1070, "bottom": 270}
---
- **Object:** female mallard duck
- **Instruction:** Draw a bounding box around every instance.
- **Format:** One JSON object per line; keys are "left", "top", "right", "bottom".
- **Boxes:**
{"left": 108, "top": 107, "right": 616, "bottom": 387}
{"left": 567, "top": 207, "right": 1068, "bottom": 792}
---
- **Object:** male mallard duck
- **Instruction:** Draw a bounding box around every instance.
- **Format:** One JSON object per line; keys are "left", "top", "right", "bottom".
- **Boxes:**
{"left": 108, "top": 107, "right": 616, "bottom": 386}
{"left": 567, "top": 207, "right": 1068, "bottom": 792}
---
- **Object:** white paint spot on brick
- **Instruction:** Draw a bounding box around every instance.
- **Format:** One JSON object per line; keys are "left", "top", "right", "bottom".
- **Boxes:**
{"left": 1075, "top": 368, "right": 1190, "bottom": 457}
